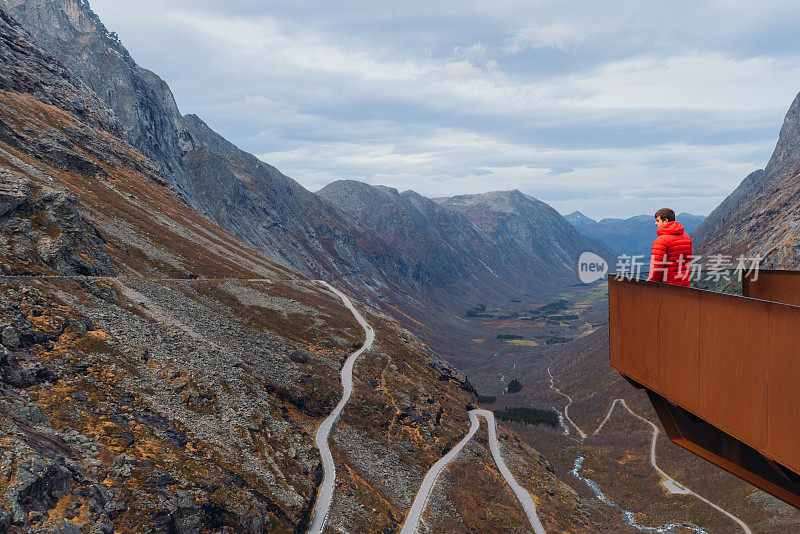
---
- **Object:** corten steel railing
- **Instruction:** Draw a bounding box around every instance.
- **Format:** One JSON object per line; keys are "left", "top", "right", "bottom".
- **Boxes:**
{"left": 609, "top": 274, "right": 800, "bottom": 508}
{"left": 742, "top": 268, "right": 800, "bottom": 306}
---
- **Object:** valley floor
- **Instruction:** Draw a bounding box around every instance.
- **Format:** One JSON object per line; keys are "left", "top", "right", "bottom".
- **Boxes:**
{"left": 429, "top": 279, "right": 800, "bottom": 533}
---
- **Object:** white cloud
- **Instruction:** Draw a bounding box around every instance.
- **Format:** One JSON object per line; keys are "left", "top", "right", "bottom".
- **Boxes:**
{"left": 429, "top": 60, "right": 488, "bottom": 80}
{"left": 504, "top": 22, "right": 586, "bottom": 53}
{"left": 453, "top": 42, "right": 487, "bottom": 58}
{"left": 562, "top": 53, "right": 800, "bottom": 111}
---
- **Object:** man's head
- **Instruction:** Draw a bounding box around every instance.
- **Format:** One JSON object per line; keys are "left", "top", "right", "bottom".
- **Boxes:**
{"left": 654, "top": 207, "right": 676, "bottom": 228}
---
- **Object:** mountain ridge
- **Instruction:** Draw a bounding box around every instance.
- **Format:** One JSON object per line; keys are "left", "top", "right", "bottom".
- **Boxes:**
{"left": 440, "top": 190, "right": 616, "bottom": 274}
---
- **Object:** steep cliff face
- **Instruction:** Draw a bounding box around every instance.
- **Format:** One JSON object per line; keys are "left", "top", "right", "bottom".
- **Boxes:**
{"left": 692, "top": 170, "right": 762, "bottom": 247}
{"left": 755, "top": 92, "right": 800, "bottom": 193}
{"left": 695, "top": 92, "right": 800, "bottom": 266}
{"left": 179, "top": 115, "right": 381, "bottom": 282}
{"left": 0, "top": 0, "right": 395, "bottom": 300}
{"left": 0, "top": 0, "right": 390, "bottom": 284}
{"left": 0, "top": 7, "right": 118, "bottom": 134}
{"left": 1, "top": 0, "right": 191, "bottom": 195}
{"left": 692, "top": 169, "right": 766, "bottom": 254}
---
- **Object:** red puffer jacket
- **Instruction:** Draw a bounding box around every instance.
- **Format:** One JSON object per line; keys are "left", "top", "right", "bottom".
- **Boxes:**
{"left": 647, "top": 221, "right": 693, "bottom": 286}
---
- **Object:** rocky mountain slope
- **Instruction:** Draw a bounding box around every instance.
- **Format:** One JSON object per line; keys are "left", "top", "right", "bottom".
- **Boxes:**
{"left": 694, "top": 91, "right": 800, "bottom": 266}
{"left": 691, "top": 170, "right": 763, "bottom": 246}
{"left": 0, "top": 7, "right": 606, "bottom": 532}
{"left": 320, "top": 182, "right": 610, "bottom": 295}
{"left": 0, "top": 0, "right": 192, "bottom": 197}
{"left": 176, "top": 113, "right": 380, "bottom": 282}
{"left": 318, "top": 181, "right": 496, "bottom": 290}
{"left": 439, "top": 191, "right": 616, "bottom": 279}
{"left": 566, "top": 211, "right": 705, "bottom": 259}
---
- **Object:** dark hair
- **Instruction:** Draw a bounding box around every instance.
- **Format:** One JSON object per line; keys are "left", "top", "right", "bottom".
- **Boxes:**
{"left": 654, "top": 208, "right": 675, "bottom": 222}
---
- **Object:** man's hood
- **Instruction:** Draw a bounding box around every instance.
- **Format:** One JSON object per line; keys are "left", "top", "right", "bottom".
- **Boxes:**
{"left": 657, "top": 220, "right": 686, "bottom": 236}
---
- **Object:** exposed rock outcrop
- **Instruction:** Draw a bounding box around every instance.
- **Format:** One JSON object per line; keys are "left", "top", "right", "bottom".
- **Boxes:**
{"left": 0, "top": 176, "right": 116, "bottom": 276}
{"left": 0, "top": 6, "right": 118, "bottom": 134}
{"left": 0, "top": 0, "right": 186, "bottom": 193}
{"left": 692, "top": 169, "right": 762, "bottom": 246}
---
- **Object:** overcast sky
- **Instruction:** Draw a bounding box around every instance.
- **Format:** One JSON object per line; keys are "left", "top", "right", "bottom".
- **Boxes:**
{"left": 89, "top": 0, "right": 800, "bottom": 219}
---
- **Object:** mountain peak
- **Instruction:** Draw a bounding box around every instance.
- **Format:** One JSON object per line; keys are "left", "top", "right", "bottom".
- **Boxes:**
{"left": 443, "top": 189, "right": 542, "bottom": 214}
{"left": 317, "top": 180, "right": 403, "bottom": 213}
{"left": 691, "top": 93, "right": 800, "bottom": 264}
{"left": 2, "top": 0, "right": 133, "bottom": 62}
{"left": 565, "top": 211, "right": 597, "bottom": 228}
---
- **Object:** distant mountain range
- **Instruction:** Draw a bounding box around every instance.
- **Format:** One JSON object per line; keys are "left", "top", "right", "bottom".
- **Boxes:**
{"left": 318, "top": 182, "right": 613, "bottom": 294}
{"left": 566, "top": 211, "right": 705, "bottom": 260}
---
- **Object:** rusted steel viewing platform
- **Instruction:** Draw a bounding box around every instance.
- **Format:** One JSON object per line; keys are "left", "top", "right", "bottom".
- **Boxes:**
{"left": 609, "top": 270, "right": 800, "bottom": 508}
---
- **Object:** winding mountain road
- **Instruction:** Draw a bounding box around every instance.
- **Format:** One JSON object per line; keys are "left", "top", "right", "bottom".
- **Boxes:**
{"left": 615, "top": 399, "right": 752, "bottom": 534}
{"left": 307, "top": 281, "right": 375, "bottom": 534}
{"left": 401, "top": 409, "right": 546, "bottom": 534}
{"left": 547, "top": 370, "right": 751, "bottom": 534}
{"left": 547, "top": 367, "right": 586, "bottom": 438}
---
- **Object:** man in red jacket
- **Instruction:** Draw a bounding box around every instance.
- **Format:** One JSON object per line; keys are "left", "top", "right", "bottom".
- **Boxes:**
{"left": 647, "top": 208, "right": 693, "bottom": 287}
